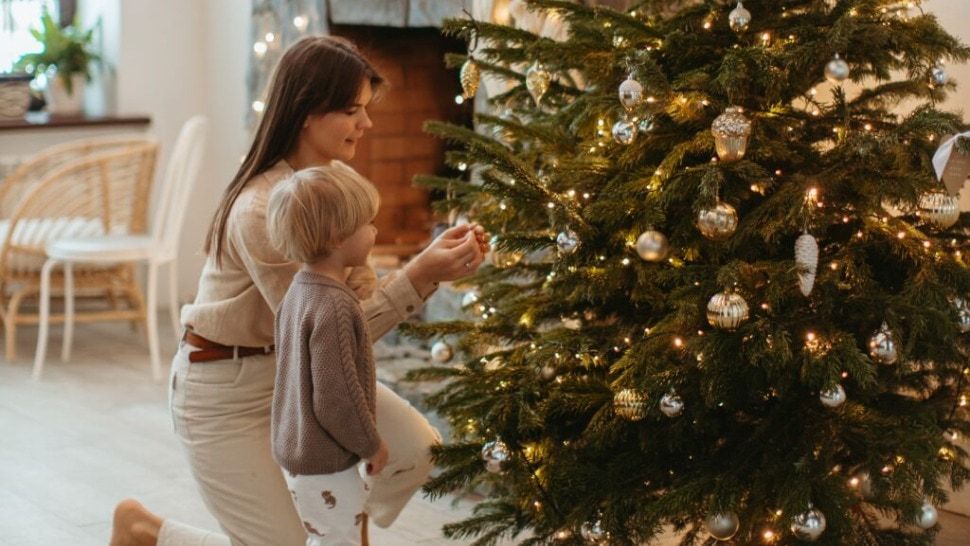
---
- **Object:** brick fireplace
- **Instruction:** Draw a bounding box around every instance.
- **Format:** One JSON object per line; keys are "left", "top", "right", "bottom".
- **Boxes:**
{"left": 330, "top": 25, "right": 469, "bottom": 254}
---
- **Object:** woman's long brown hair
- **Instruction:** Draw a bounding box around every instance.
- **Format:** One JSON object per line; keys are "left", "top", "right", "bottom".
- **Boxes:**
{"left": 204, "top": 36, "right": 385, "bottom": 267}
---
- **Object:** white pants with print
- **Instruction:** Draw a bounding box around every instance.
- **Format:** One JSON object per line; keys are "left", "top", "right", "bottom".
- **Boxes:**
{"left": 161, "top": 341, "right": 441, "bottom": 545}
{"left": 282, "top": 464, "right": 370, "bottom": 546}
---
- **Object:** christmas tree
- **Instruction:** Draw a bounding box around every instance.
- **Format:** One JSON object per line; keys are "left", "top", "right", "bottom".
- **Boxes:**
{"left": 406, "top": 1, "right": 970, "bottom": 544}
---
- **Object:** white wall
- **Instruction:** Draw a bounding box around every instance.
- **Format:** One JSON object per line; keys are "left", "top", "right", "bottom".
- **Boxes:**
{"left": 97, "top": 0, "right": 250, "bottom": 306}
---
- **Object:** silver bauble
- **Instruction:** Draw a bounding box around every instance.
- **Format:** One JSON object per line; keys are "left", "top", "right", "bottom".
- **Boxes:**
{"left": 917, "top": 500, "right": 938, "bottom": 529}
{"left": 790, "top": 507, "right": 827, "bottom": 541}
{"left": 489, "top": 236, "right": 525, "bottom": 268}
{"left": 618, "top": 76, "right": 643, "bottom": 110}
{"left": 869, "top": 322, "right": 898, "bottom": 364}
{"left": 481, "top": 440, "right": 512, "bottom": 473}
{"left": 612, "top": 119, "right": 636, "bottom": 145}
{"left": 461, "top": 290, "right": 481, "bottom": 308}
{"left": 580, "top": 519, "right": 608, "bottom": 542}
{"left": 636, "top": 230, "right": 670, "bottom": 262}
{"left": 704, "top": 512, "right": 740, "bottom": 541}
{"left": 459, "top": 58, "right": 480, "bottom": 99}
{"left": 430, "top": 340, "right": 454, "bottom": 363}
{"left": 614, "top": 388, "right": 647, "bottom": 421}
{"left": 918, "top": 190, "right": 960, "bottom": 230}
{"left": 729, "top": 1, "right": 752, "bottom": 33}
{"left": 932, "top": 65, "right": 948, "bottom": 86}
{"left": 707, "top": 290, "right": 750, "bottom": 330}
{"left": 660, "top": 391, "right": 684, "bottom": 417}
{"left": 825, "top": 54, "right": 850, "bottom": 83}
{"left": 539, "top": 364, "right": 557, "bottom": 381}
{"left": 556, "top": 230, "right": 580, "bottom": 255}
{"left": 795, "top": 232, "right": 819, "bottom": 296}
{"left": 697, "top": 201, "right": 739, "bottom": 240}
{"left": 819, "top": 384, "right": 846, "bottom": 408}
{"left": 711, "top": 106, "right": 752, "bottom": 161}
{"left": 526, "top": 62, "right": 551, "bottom": 105}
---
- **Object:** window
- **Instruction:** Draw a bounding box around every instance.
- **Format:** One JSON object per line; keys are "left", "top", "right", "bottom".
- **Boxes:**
{"left": 0, "top": 0, "right": 59, "bottom": 72}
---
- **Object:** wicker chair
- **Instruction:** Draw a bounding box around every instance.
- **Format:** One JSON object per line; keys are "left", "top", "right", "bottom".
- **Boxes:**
{"left": 0, "top": 138, "right": 158, "bottom": 360}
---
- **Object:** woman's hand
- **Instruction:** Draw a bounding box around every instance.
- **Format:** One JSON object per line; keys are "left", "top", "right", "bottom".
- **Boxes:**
{"left": 404, "top": 224, "right": 490, "bottom": 297}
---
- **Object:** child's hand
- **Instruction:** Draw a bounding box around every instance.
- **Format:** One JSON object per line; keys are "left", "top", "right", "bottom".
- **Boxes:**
{"left": 367, "top": 440, "right": 389, "bottom": 476}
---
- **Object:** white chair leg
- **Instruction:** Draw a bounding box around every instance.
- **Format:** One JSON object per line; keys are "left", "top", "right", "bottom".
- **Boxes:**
{"left": 33, "top": 259, "right": 58, "bottom": 380}
{"left": 61, "top": 261, "right": 75, "bottom": 362}
{"left": 167, "top": 259, "right": 180, "bottom": 339}
{"left": 146, "top": 262, "right": 162, "bottom": 382}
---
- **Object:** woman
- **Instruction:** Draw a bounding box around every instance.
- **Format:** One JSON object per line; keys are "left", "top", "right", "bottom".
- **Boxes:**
{"left": 110, "top": 36, "right": 486, "bottom": 546}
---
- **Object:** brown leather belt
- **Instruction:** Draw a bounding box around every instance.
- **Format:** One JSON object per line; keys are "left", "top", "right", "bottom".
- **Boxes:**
{"left": 183, "top": 331, "right": 274, "bottom": 363}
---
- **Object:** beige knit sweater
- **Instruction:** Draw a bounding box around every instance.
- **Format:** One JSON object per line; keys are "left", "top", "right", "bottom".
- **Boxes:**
{"left": 272, "top": 271, "right": 380, "bottom": 475}
{"left": 180, "top": 160, "right": 425, "bottom": 348}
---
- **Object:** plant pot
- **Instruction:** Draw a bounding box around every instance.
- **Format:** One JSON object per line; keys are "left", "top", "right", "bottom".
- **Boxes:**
{"left": 45, "top": 73, "right": 85, "bottom": 115}
{"left": 0, "top": 73, "right": 32, "bottom": 120}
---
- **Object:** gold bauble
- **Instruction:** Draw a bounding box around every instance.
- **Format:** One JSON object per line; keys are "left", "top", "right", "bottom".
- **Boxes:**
{"left": 697, "top": 201, "right": 739, "bottom": 240}
{"left": 706, "top": 290, "right": 750, "bottom": 330}
{"left": 918, "top": 190, "right": 960, "bottom": 230}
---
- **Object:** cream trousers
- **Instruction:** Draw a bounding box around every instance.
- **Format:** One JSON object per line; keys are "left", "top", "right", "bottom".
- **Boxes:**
{"left": 162, "top": 343, "right": 441, "bottom": 546}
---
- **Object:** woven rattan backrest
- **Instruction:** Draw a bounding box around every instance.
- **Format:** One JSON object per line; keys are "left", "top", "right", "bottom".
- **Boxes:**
{"left": 0, "top": 141, "right": 158, "bottom": 276}
{"left": 0, "top": 135, "right": 155, "bottom": 218}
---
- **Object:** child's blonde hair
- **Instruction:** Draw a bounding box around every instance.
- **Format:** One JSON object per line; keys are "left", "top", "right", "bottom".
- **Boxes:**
{"left": 267, "top": 165, "right": 380, "bottom": 263}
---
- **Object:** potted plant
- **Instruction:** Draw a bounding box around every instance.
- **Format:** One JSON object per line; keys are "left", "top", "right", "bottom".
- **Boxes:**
{"left": 14, "top": 9, "right": 99, "bottom": 115}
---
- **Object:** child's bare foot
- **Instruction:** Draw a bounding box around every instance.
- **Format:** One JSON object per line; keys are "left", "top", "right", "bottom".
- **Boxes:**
{"left": 109, "top": 499, "right": 161, "bottom": 546}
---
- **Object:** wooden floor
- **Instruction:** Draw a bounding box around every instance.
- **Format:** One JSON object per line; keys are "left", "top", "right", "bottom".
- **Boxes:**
{"left": 1, "top": 318, "right": 968, "bottom": 545}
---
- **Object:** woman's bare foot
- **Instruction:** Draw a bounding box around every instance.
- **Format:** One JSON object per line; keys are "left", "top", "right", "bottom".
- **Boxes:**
{"left": 109, "top": 499, "right": 162, "bottom": 546}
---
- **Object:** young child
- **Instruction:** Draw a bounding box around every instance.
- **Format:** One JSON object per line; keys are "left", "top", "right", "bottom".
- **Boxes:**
{"left": 267, "top": 164, "right": 388, "bottom": 545}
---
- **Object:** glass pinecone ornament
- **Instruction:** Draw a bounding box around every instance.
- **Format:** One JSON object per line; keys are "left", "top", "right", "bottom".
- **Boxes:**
{"left": 430, "top": 340, "right": 454, "bottom": 363}
{"left": 825, "top": 54, "right": 850, "bottom": 83}
{"left": 613, "top": 388, "right": 647, "bottom": 421}
{"left": 711, "top": 106, "right": 752, "bottom": 161}
{"left": 526, "top": 62, "right": 551, "bottom": 105}
{"left": 868, "top": 322, "right": 898, "bottom": 364}
{"left": 697, "top": 201, "right": 739, "bottom": 240}
{"left": 819, "top": 384, "right": 846, "bottom": 408}
{"left": 481, "top": 440, "right": 511, "bottom": 473}
{"left": 636, "top": 229, "right": 669, "bottom": 262}
{"left": 918, "top": 500, "right": 938, "bottom": 529}
{"left": 953, "top": 297, "right": 970, "bottom": 333}
{"left": 618, "top": 75, "right": 643, "bottom": 111}
{"left": 918, "top": 190, "right": 960, "bottom": 229}
{"left": 538, "top": 364, "right": 557, "bottom": 381}
{"left": 790, "top": 506, "right": 827, "bottom": 541}
{"left": 612, "top": 119, "right": 636, "bottom": 145}
{"left": 556, "top": 229, "right": 580, "bottom": 255}
{"left": 795, "top": 232, "right": 819, "bottom": 296}
{"left": 580, "top": 519, "right": 608, "bottom": 542}
{"left": 704, "top": 512, "right": 739, "bottom": 541}
{"left": 489, "top": 236, "right": 524, "bottom": 268}
{"left": 459, "top": 58, "right": 480, "bottom": 99}
{"left": 638, "top": 115, "right": 656, "bottom": 134}
{"left": 660, "top": 391, "right": 684, "bottom": 417}
{"left": 728, "top": 1, "right": 751, "bottom": 33}
{"left": 932, "top": 65, "right": 948, "bottom": 86}
{"left": 707, "top": 290, "right": 750, "bottom": 330}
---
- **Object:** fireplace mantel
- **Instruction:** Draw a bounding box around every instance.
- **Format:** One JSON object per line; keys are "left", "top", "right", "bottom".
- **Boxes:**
{"left": 328, "top": 0, "right": 467, "bottom": 28}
